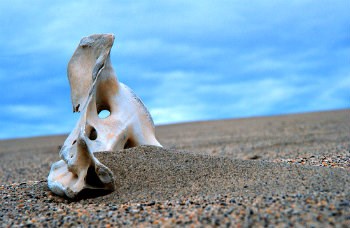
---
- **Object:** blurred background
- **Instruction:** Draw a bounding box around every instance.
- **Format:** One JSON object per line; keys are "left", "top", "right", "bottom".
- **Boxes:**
{"left": 0, "top": 0, "right": 349, "bottom": 139}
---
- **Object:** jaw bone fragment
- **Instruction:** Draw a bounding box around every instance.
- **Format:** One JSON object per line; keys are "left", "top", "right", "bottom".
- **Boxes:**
{"left": 48, "top": 34, "right": 162, "bottom": 198}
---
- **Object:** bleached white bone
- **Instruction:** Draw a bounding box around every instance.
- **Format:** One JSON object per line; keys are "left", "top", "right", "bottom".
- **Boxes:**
{"left": 48, "top": 34, "right": 161, "bottom": 198}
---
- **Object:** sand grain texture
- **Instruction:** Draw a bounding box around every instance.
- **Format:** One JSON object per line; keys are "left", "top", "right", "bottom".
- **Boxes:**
{"left": 95, "top": 146, "right": 349, "bottom": 203}
{"left": 0, "top": 110, "right": 349, "bottom": 227}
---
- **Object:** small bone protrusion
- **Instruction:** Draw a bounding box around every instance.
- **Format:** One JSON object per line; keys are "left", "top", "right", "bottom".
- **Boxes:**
{"left": 48, "top": 34, "right": 161, "bottom": 198}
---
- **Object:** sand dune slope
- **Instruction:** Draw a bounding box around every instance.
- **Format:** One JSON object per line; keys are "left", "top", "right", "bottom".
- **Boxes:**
{"left": 94, "top": 145, "right": 349, "bottom": 203}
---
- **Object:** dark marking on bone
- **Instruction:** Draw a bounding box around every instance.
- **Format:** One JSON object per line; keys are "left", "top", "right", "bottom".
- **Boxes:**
{"left": 74, "top": 104, "right": 80, "bottom": 112}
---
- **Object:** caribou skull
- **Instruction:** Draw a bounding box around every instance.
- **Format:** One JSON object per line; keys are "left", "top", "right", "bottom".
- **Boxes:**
{"left": 48, "top": 34, "right": 162, "bottom": 198}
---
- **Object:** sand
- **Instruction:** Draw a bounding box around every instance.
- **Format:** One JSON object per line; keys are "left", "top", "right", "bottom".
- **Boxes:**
{"left": 0, "top": 109, "right": 349, "bottom": 227}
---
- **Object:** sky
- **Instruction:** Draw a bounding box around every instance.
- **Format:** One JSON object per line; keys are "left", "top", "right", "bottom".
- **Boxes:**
{"left": 0, "top": 0, "right": 349, "bottom": 139}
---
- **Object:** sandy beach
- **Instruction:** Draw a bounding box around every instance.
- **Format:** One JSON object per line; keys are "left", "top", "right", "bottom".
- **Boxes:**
{"left": 1, "top": 109, "right": 349, "bottom": 227}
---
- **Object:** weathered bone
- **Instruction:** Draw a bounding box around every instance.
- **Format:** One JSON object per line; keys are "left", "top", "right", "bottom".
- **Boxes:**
{"left": 48, "top": 34, "right": 162, "bottom": 198}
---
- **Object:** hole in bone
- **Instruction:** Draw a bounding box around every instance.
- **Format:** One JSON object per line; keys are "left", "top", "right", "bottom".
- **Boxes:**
{"left": 85, "top": 166, "right": 105, "bottom": 188}
{"left": 72, "top": 140, "right": 77, "bottom": 145}
{"left": 86, "top": 125, "right": 98, "bottom": 140}
{"left": 96, "top": 79, "right": 112, "bottom": 119}
{"left": 98, "top": 110, "right": 111, "bottom": 119}
{"left": 124, "top": 138, "right": 136, "bottom": 149}
{"left": 89, "top": 128, "right": 97, "bottom": 140}
{"left": 96, "top": 101, "right": 111, "bottom": 119}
